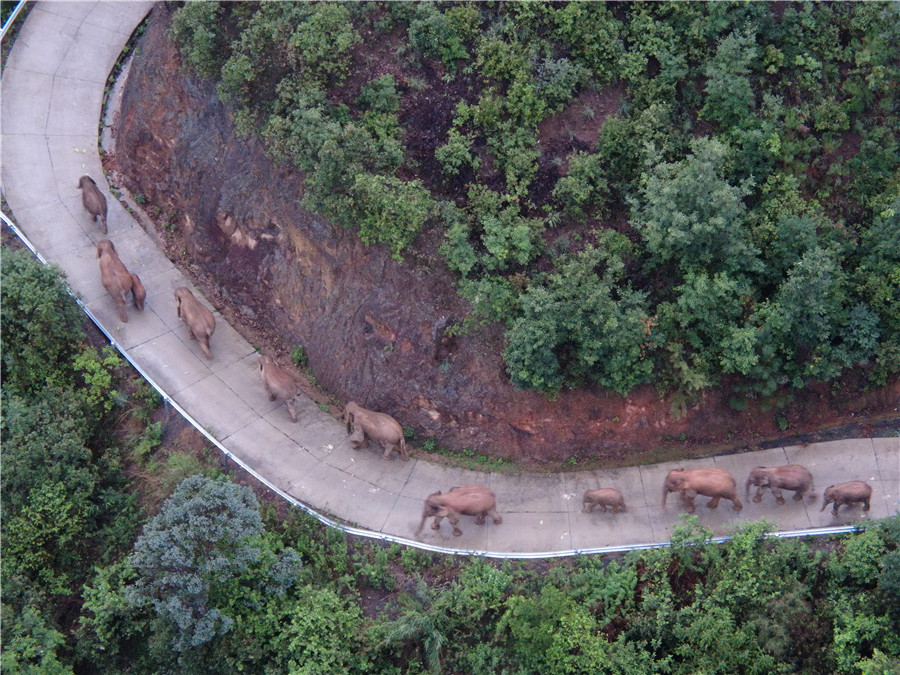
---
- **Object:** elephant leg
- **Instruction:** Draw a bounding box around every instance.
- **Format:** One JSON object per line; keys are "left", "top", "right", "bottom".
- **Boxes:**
{"left": 488, "top": 508, "right": 503, "bottom": 524}
{"left": 706, "top": 496, "right": 721, "bottom": 509}
{"left": 449, "top": 515, "right": 463, "bottom": 536}
{"left": 349, "top": 428, "right": 365, "bottom": 449}
{"left": 431, "top": 515, "right": 444, "bottom": 530}
{"left": 268, "top": 393, "right": 277, "bottom": 402}
{"left": 792, "top": 490, "right": 805, "bottom": 501}
{"left": 284, "top": 399, "right": 298, "bottom": 423}
{"left": 381, "top": 443, "right": 395, "bottom": 461}
{"left": 114, "top": 294, "right": 128, "bottom": 322}
{"left": 771, "top": 487, "right": 785, "bottom": 505}
{"left": 731, "top": 497, "right": 743, "bottom": 511}
{"left": 583, "top": 502, "right": 594, "bottom": 513}
{"left": 474, "top": 513, "right": 486, "bottom": 525}
{"left": 863, "top": 498, "right": 870, "bottom": 511}
{"left": 752, "top": 487, "right": 766, "bottom": 503}
{"left": 187, "top": 327, "right": 196, "bottom": 340}
{"left": 680, "top": 490, "right": 697, "bottom": 513}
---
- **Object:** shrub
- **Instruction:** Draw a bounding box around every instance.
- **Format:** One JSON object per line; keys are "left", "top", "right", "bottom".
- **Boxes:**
{"left": 349, "top": 173, "right": 435, "bottom": 261}
{"left": 1, "top": 249, "right": 84, "bottom": 399}
{"left": 435, "top": 127, "right": 480, "bottom": 177}
{"left": 700, "top": 28, "right": 759, "bottom": 128}
{"left": 287, "top": 3, "right": 360, "bottom": 86}
{"left": 631, "top": 137, "right": 758, "bottom": 275}
{"left": 552, "top": 151, "right": 609, "bottom": 218}
{"left": 504, "top": 248, "right": 655, "bottom": 396}
{"left": 408, "top": 2, "right": 468, "bottom": 66}
{"left": 168, "top": 1, "right": 227, "bottom": 78}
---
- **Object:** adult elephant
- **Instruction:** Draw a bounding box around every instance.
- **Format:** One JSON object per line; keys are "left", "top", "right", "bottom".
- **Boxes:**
{"left": 662, "top": 468, "right": 743, "bottom": 513}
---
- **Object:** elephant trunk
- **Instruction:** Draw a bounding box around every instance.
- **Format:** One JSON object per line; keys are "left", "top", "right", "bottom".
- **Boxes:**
{"left": 661, "top": 485, "right": 670, "bottom": 508}
{"left": 745, "top": 476, "right": 753, "bottom": 496}
{"left": 820, "top": 496, "right": 830, "bottom": 512}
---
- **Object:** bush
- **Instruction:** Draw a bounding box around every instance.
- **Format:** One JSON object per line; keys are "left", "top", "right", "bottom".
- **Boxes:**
{"left": 168, "top": 2, "right": 227, "bottom": 78}
{"left": 287, "top": 3, "right": 360, "bottom": 86}
{"left": 504, "top": 248, "right": 655, "bottom": 396}
{"left": 700, "top": 28, "right": 759, "bottom": 128}
{"left": 349, "top": 174, "right": 435, "bottom": 261}
{"left": 1, "top": 249, "right": 84, "bottom": 399}
{"left": 631, "top": 137, "right": 758, "bottom": 275}
{"left": 126, "top": 475, "right": 302, "bottom": 662}
{"left": 552, "top": 151, "right": 609, "bottom": 218}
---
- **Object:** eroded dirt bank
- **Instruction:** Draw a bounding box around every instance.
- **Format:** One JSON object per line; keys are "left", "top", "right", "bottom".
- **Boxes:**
{"left": 108, "top": 7, "right": 898, "bottom": 465}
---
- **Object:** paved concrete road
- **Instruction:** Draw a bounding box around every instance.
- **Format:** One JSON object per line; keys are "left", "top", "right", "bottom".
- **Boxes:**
{"left": 2, "top": 2, "right": 897, "bottom": 555}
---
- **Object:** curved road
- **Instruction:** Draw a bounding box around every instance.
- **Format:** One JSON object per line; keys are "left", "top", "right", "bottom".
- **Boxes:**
{"left": 2, "top": 2, "right": 897, "bottom": 555}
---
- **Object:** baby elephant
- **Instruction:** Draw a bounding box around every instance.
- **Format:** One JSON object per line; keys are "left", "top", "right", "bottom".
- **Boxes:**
{"left": 582, "top": 488, "right": 626, "bottom": 514}
{"left": 78, "top": 175, "right": 108, "bottom": 234}
{"left": 96, "top": 240, "right": 145, "bottom": 322}
{"left": 415, "top": 485, "right": 502, "bottom": 537}
{"left": 259, "top": 355, "right": 300, "bottom": 422}
{"left": 746, "top": 464, "right": 814, "bottom": 505}
{"left": 821, "top": 481, "right": 872, "bottom": 515}
{"left": 175, "top": 287, "right": 215, "bottom": 359}
{"left": 342, "top": 401, "right": 408, "bottom": 461}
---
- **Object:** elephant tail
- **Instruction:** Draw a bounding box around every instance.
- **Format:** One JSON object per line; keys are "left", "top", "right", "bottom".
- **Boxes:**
{"left": 661, "top": 486, "right": 669, "bottom": 508}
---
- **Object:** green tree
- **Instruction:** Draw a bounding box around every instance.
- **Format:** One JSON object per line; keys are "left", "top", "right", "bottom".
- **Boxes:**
{"left": 1, "top": 249, "right": 84, "bottom": 398}
{"left": 701, "top": 29, "right": 759, "bottom": 128}
{"left": 125, "top": 475, "right": 302, "bottom": 663}
{"left": 504, "top": 248, "right": 655, "bottom": 396}
{"left": 349, "top": 173, "right": 435, "bottom": 261}
{"left": 631, "top": 137, "right": 758, "bottom": 275}
{"left": 552, "top": 151, "right": 609, "bottom": 218}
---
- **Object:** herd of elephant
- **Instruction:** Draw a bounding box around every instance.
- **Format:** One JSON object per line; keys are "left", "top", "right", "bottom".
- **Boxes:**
{"left": 414, "top": 467, "right": 873, "bottom": 538}
{"left": 81, "top": 174, "right": 308, "bottom": 411}
{"left": 80, "top": 175, "right": 876, "bottom": 540}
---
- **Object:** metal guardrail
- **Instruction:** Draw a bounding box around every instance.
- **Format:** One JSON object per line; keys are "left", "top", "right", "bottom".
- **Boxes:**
{"left": 2, "top": 208, "right": 870, "bottom": 558}
{"left": 0, "top": 0, "right": 27, "bottom": 42}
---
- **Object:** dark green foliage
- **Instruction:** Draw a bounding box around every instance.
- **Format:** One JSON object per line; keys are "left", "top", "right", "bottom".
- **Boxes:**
{"left": 1, "top": 249, "right": 84, "bottom": 398}
{"left": 167, "top": 1, "right": 226, "bottom": 78}
{"left": 701, "top": 29, "right": 759, "bottom": 128}
{"left": 552, "top": 151, "right": 609, "bottom": 218}
{"left": 349, "top": 173, "right": 435, "bottom": 261}
{"left": 632, "top": 137, "right": 758, "bottom": 275}
{"left": 407, "top": 2, "right": 469, "bottom": 67}
{"left": 164, "top": 0, "right": 900, "bottom": 399}
{"left": 504, "top": 247, "right": 654, "bottom": 396}
{"left": 125, "top": 475, "right": 302, "bottom": 660}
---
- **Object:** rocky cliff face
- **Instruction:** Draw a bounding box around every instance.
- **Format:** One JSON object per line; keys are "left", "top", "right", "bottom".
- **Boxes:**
{"left": 109, "top": 7, "right": 896, "bottom": 464}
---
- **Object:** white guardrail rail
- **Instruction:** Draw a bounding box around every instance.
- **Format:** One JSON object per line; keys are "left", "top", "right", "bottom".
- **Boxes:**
{"left": 0, "top": 0, "right": 866, "bottom": 556}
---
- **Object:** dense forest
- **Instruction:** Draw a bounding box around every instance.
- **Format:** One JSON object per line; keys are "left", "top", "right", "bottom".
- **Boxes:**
{"left": 2, "top": 243, "right": 899, "bottom": 674}
{"left": 167, "top": 1, "right": 900, "bottom": 406}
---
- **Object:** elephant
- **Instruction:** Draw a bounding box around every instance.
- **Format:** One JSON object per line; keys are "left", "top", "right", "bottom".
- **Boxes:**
{"left": 78, "top": 175, "right": 108, "bottom": 234}
{"left": 96, "top": 240, "right": 144, "bottom": 322}
{"left": 821, "top": 481, "right": 872, "bottom": 515}
{"left": 746, "top": 464, "right": 814, "bottom": 505}
{"left": 175, "top": 286, "right": 216, "bottom": 359}
{"left": 414, "top": 485, "right": 502, "bottom": 537}
{"left": 258, "top": 355, "right": 301, "bottom": 422}
{"left": 662, "top": 468, "right": 743, "bottom": 513}
{"left": 582, "top": 488, "right": 627, "bottom": 514}
{"left": 341, "top": 401, "right": 408, "bottom": 461}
